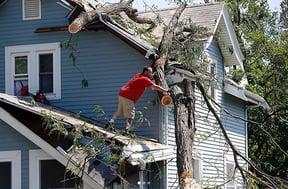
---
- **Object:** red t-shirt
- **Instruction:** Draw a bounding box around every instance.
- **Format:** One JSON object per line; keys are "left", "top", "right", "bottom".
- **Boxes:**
{"left": 119, "top": 73, "right": 154, "bottom": 102}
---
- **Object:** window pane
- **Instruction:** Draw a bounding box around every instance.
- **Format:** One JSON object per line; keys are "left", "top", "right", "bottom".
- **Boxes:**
{"left": 15, "top": 56, "right": 28, "bottom": 75}
{"left": 0, "top": 162, "right": 11, "bottom": 189}
{"left": 39, "top": 54, "right": 53, "bottom": 93}
{"left": 226, "top": 163, "right": 235, "bottom": 187}
{"left": 14, "top": 79, "right": 28, "bottom": 96}
{"left": 39, "top": 75, "right": 53, "bottom": 93}
{"left": 39, "top": 54, "right": 53, "bottom": 73}
{"left": 40, "top": 160, "right": 79, "bottom": 189}
{"left": 193, "top": 159, "right": 200, "bottom": 181}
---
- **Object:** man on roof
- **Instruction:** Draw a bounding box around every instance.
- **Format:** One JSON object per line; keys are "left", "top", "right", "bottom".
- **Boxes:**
{"left": 109, "top": 66, "right": 169, "bottom": 131}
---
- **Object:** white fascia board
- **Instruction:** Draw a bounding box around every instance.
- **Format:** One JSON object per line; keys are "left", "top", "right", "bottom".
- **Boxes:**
{"left": 224, "top": 79, "right": 270, "bottom": 110}
{"left": 127, "top": 150, "right": 175, "bottom": 166}
{"left": 222, "top": 6, "right": 245, "bottom": 69}
{"left": 0, "top": 108, "right": 104, "bottom": 189}
{"left": 213, "top": 5, "right": 244, "bottom": 69}
{"left": 224, "top": 81, "right": 248, "bottom": 102}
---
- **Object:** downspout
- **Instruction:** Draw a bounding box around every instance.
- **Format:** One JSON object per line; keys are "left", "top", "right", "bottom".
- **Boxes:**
{"left": 138, "top": 159, "right": 146, "bottom": 189}
{"left": 245, "top": 106, "right": 249, "bottom": 171}
{"left": 159, "top": 105, "right": 169, "bottom": 189}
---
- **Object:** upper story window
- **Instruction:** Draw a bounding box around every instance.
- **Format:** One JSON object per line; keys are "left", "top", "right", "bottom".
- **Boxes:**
{"left": 5, "top": 43, "right": 61, "bottom": 100}
{"left": 23, "top": 0, "right": 41, "bottom": 20}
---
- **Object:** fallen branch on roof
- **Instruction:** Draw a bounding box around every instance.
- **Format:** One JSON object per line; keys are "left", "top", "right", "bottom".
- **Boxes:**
{"left": 68, "top": 0, "right": 155, "bottom": 34}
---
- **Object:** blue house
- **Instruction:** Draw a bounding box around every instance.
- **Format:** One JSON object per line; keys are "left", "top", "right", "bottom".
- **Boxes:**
{"left": 0, "top": 1, "right": 268, "bottom": 189}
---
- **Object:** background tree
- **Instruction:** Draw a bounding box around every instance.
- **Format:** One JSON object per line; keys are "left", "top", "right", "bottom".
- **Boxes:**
{"left": 220, "top": 0, "right": 288, "bottom": 186}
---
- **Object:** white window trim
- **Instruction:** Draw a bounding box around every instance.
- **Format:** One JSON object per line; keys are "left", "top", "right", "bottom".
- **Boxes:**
{"left": 0, "top": 150, "right": 21, "bottom": 189}
{"left": 22, "top": 0, "right": 41, "bottom": 20}
{"left": 192, "top": 154, "right": 203, "bottom": 182}
{"left": 29, "top": 149, "right": 92, "bottom": 189}
{"left": 5, "top": 42, "right": 61, "bottom": 100}
{"left": 29, "top": 149, "right": 52, "bottom": 189}
{"left": 224, "top": 156, "right": 236, "bottom": 189}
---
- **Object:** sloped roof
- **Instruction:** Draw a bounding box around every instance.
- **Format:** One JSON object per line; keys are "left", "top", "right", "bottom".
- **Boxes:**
{"left": 139, "top": 2, "right": 224, "bottom": 41}
{"left": 0, "top": 93, "right": 174, "bottom": 188}
{"left": 138, "top": 2, "right": 244, "bottom": 68}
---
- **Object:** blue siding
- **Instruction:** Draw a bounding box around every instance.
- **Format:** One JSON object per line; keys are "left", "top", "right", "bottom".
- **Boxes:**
{"left": 0, "top": 119, "right": 39, "bottom": 189}
{"left": 0, "top": 1, "right": 161, "bottom": 139}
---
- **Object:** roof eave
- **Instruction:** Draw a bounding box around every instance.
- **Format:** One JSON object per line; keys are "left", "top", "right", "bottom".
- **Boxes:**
{"left": 224, "top": 79, "right": 270, "bottom": 110}
{"left": 213, "top": 5, "right": 245, "bottom": 69}
{"left": 99, "top": 17, "right": 157, "bottom": 59}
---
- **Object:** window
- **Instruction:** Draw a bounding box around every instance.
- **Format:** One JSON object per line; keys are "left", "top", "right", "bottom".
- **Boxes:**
{"left": 192, "top": 158, "right": 202, "bottom": 182}
{"left": 5, "top": 43, "right": 61, "bottom": 100}
{"left": 14, "top": 55, "right": 29, "bottom": 96}
{"left": 23, "top": 0, "right": 41, "bottom": 20}
{"left": 0, "top": 151, "right": 21, "bottom": 189}
{"left": 0, "top": 162, "right": 12, "bottom": 189}
{"left": 29, "top": 150, "right": 80, "bottom": 189}
{"left": 38, "top": 53, "right": 54, "bottom": 93}
{"left": 225, "top": 161, "right": 236, "bottom": 189}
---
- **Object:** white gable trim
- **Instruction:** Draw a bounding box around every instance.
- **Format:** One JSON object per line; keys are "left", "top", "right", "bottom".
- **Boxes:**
{"left": 213, "top": 5, "right": 244, "bottom": 69}
{"left": 0, "top": 150, "right": 21, "bottom": 189}
{"left": 0, "top": 107, "right": 103, "bottom": 189}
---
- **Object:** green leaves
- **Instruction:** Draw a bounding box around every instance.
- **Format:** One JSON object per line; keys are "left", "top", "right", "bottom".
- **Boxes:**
{"left": 81, "top": 79, "right": 89, "bottom": 88}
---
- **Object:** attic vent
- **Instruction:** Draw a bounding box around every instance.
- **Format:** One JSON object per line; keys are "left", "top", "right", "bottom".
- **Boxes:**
{"left": 23, "top": 0, "right": 41, "bottom": 20}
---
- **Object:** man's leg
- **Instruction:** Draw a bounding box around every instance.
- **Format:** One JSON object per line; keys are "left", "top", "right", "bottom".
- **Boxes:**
{"left": 125, "top": 118, "right": 133, "bottom": 129}
{"left": 109, "top": 96, "right": 123, "bottom": 125}
{"left": 123, "top": 97, "right": 135, "bottom": 132}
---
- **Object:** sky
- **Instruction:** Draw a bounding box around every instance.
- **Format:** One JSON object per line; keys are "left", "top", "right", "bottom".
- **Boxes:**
{"left": 105, "top": 0, "right": 282, "bottom": 11}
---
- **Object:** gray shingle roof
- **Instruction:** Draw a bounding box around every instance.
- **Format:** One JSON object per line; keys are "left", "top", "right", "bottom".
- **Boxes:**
{"left": 139, "top": 2, "right": 224, "bottom": 41}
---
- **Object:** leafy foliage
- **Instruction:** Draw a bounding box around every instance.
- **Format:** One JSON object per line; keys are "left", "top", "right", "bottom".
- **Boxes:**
{"left": 227, "top": 68, "right": 245, "bottom": 84}
{"left": 224, "top": 0, "right": 288, "bottom": 186}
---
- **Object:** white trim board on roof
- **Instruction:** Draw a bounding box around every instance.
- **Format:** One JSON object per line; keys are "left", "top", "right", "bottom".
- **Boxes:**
{"left": 213, "top": 5, "right": 244, "bottom": 69}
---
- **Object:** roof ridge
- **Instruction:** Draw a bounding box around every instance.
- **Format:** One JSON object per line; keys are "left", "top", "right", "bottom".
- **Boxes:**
{"left": 139, "top": 2, "right": 224, "bottom": 14}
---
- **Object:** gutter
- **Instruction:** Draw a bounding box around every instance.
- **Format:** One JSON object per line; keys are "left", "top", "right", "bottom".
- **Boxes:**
{"left": 243, "top": 89, "right": 270, "bottom": 110}
{"left": 224, "top": 78, "right": 270, "bottom": 110}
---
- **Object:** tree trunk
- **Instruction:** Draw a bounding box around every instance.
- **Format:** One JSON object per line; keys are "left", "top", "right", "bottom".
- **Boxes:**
{"left": 171, "top": 79, "right": 195, "bottom": 189}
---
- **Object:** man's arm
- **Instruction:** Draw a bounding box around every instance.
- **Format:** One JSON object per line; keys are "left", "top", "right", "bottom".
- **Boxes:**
{"left": 151, "top": 83, "right": 169, "bottom": 94}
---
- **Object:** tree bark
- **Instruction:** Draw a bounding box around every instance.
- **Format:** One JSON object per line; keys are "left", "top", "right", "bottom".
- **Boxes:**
{"left": 151, "top": 3, "right": 197, "bottom": 188}
{"left": 171, "top": 79, "right": 195, "bottom": 189}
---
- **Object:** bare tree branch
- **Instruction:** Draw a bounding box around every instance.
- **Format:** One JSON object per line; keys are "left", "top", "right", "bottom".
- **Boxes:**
{"left": 158, "top": 3, "right": 187, "bottom": 58}
{"left": 68, "top": 0, "right": 156, "bottom": 33}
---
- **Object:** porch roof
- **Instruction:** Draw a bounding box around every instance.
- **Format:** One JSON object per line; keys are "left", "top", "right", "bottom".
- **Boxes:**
{"left": 0, "top": 93, "right": 174, "bottom": 188}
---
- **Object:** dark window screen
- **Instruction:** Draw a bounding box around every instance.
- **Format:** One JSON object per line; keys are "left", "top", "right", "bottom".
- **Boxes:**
{"left": 40, "top": 160, "right": 79, "bottom": 189}
{"left": 0, "top": 162, "right": 11, "bottom": 189}
{"left": 39, "top": 54, "right": 53, "bottom": 93}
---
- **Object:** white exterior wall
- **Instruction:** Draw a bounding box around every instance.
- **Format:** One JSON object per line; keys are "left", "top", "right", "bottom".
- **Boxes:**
{"left": 164, "top": 39, "right": 247, "bottom": 189}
